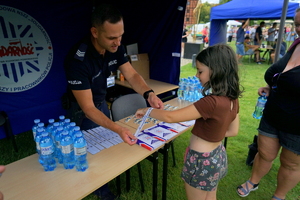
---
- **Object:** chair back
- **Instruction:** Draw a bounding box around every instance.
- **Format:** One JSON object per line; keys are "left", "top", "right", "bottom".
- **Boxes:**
{"left": 111, "top": 93, "right": 147, "bottom": 121}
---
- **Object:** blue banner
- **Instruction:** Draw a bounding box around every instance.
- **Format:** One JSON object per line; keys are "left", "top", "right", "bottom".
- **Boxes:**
{"left": 0, "top": 1, "right": 92, "bottom": 138}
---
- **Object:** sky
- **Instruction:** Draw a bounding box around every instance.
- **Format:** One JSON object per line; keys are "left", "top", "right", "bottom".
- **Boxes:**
{"left": 202, "top": 0, "right": 220, "bottom": 3}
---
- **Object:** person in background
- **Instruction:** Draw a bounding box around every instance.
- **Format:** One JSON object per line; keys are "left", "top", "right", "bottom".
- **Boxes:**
{"left": 236, "top": 19, "right": 250, "bottom": 63}
{"left": 270, "top": 39, "right": 287, "bottom": 64}
{"left": 267, "top": 23, "right": 278, "bottom": 46}
{"left": 244, "top": 36, "right": 262, "bottom": 64}
{"left": 64, "top": 4, "right": 164, "bottom": 200}
{"left": 254, "top": 21, "right": 265, "bottom": 45}
{"left": 237, "top": 8, "right": 300, "bottom": 200}
{"left": 286, "top": 25, "right": 298, "bottom": 48}
{"left": 136, "top": 44, "right": 242, "bottom": 200}
{"left": 182, "top": 24, "right": 189, "bottom": 55}
{"left": 0, "top": 165, "right": 5, "bottom": 200}
{"left": 227, "top": 25, "right": 234, "bottom": 43}
{"left": 202, "top": 26, "right": 208, "bottom": 44}
{"left": 250, "top": 25, "right": 258, "bottom": 42}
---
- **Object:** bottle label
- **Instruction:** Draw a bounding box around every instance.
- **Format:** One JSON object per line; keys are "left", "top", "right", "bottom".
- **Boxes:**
{"left": 61, "top": 144, "right": 73, "bottom": 154}
{"left": 256, "top": 100, "right": 266, "bottom": 107}
{"left": 41, "top": 145, "right": 53, "bottom": 155}
{"left": 74, "top": 146, "right": 87, "bottom": 156}
{"left": 36, "top": 142, "right": 40, "bottom": 150}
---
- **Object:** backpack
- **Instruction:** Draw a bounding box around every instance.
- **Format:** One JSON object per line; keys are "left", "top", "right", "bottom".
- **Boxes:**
{"left": 246, "top": 135, "right": 258, "bottom": 166}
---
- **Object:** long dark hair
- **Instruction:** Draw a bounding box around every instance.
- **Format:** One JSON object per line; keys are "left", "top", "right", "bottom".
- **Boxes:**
{"left": 196, "top": 44, "right": 243, "bottom": 99}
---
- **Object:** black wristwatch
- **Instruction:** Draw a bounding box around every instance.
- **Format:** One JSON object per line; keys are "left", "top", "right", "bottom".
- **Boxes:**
{"left": 143, "top": 89, "right": 154, "bottom": 100}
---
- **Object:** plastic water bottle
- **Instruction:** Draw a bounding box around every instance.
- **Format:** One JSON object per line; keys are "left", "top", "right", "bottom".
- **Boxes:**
{"left": 197, "top": 84, "right": 204, "bottom": 100}
{"left": 35, "top": 128, "right": 44, "bottom": 164}
{"left": 60, "top": 130, "right": 75, "bottom": 169}
{"left": 74, "top": 131, "right": 88, "bottom": 172}
{"left": 32, "top": 119, "right": 41, "bottom": 139}
{"left": 51, "top": 122, "right": 60, "bottom": 141}
{"left": 36, "top": 122, "right": 45, "bottom": 137}
{"left": 59, "top": 115, "right": 65, "bottom": 127}
{"left": 54, "top": 126, "right": 64, "bottom": 164}
{"left": 46, "top": 119, "right": 55, "bottom": 137}
{"left": 177, "top": 78, "right": 184, "bottom": 100}
{"left": 63, "top": 118, "right": 71, "bottom": 130}
{"left": 67, "top": 122, "right": 76, "bottom": 138}
{"left": 71, "top": 126, "right": 81, "bottom": 140}
{"left": 252, "top": 94, "right": 267, "bottom": 119}
{"left": 183, "top": 78, "right": 189, "bottom": 101}
{"left": 39, "top": 132, "right": 56, "bottom": 171}
{"left": 186, "top": 78, "right": 195, "bottom": 102}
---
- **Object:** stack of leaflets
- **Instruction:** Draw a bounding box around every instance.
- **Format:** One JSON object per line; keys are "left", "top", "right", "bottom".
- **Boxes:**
{"left": 136, "top": 120, "right": 195, "bottom": 151}
{"left": 82, "top": 126, "right": 123, "bottom": 154}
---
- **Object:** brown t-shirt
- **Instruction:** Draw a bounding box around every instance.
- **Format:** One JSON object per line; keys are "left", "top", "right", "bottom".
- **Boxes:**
{"left": 191, "top": 95, "right": 239, "bottom": 142}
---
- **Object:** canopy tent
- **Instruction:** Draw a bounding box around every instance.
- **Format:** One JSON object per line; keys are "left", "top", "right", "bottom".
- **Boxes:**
{"left": 0, "top": 0, "right": 187, "bottom": 138}
{"left": 205, "top": 20, "right": 241, "bottom": 27}
{"left": 209, "top": 0, "right": 299, "bottom": 46}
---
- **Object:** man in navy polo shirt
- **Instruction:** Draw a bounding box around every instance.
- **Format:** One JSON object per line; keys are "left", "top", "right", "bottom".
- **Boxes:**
{"left": 65, "top": 4, "right": 163, "bottom": 200}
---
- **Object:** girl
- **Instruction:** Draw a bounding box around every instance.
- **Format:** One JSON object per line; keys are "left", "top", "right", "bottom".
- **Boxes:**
{"left": 135, "top": 44, "right": 243, "bottom": 200}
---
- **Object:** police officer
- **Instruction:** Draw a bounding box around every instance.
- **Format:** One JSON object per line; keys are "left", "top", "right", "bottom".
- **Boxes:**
{"left": 64, "top": 4, "right": 164, "bottom": 200}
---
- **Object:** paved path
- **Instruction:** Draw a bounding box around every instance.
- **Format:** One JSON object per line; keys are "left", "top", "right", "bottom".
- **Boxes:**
{"left": 180, "top": 57, "right": 192, "bottom": 67}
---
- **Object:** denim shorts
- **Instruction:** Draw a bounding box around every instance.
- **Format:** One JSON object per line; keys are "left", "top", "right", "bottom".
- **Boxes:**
{"left": 236, "top": 43, "right": 245, "bottom": 55}
{"left": 246, "top": 49, "right": 254, "bottom": 54}
{"left": 258, "top": 116, "right": 300, "bottom": 155}
{"left": 181, "top": 144, "right": 227, "bottom": 191}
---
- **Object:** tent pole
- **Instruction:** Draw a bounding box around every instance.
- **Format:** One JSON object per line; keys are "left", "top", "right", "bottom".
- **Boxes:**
{"left": 275, "top": 0, "right": 289, "bottom": 62}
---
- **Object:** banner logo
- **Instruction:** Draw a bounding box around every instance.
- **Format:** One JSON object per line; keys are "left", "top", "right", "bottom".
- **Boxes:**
{"left": 0, "top": 5, "right": 53, "bottom": 93}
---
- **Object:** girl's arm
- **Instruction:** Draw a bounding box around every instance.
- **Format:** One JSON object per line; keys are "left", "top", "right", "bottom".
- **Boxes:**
{"left": 225, "top": 114, "right": 239, "bottom": 137}
{"left": 135, "top": 104, "right": 201, "bottom": 123}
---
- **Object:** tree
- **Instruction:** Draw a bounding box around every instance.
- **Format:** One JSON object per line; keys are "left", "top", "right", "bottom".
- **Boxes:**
{"left": 219, "top": 0, "right": 232, "bottom": 4}
{"left": 199, "top": 2, "right": 211, "bottom": 23}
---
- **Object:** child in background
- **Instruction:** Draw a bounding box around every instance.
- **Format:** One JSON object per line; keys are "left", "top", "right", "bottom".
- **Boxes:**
{"left": 135, "top": 44, "right": 243, "bottom": 200}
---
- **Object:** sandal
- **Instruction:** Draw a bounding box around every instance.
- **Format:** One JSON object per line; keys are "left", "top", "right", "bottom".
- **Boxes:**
{"left": 272, "top": 195, "right": 285, "bottom": 200}
{"left": 236, "top": 180, "right": 259, "bottom": 197}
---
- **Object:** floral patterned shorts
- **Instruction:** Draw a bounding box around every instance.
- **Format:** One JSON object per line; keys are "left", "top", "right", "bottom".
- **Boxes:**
{"left": 181, "top": 144, "right": 228, "bottom": 191}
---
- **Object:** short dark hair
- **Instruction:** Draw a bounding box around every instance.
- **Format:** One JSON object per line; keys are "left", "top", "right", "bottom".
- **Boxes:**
{"left": 245, "top": 36, "right": 250, "bottom": 40}
{"left": 260, "top": 21, "right": 265, "bottom": 26}
{"left": 91, "top": 4, "right": 122, "bottom": 27}
{"left": 196, "top": 44, "right": 243, "bottom": 99}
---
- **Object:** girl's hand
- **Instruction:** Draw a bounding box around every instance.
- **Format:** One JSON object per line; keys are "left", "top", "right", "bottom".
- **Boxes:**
{"left": 135, "top": 108, "right": 149, "bottom": 119}
{"left": 258, "top": 86, "right": 270, "bottom": 97}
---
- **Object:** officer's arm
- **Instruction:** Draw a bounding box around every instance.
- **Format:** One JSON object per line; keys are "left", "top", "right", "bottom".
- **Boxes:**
{"left": 119, "top": 62, "right": 164, "bottom": 109}
{"left": 118, "top": 62, "right": 151, "bottom": 95}
{"left": 72, "top": 89, "right": 120, "bottom": 131}
{"left": 72, "top": 89, "right": 137, "bottom": 145}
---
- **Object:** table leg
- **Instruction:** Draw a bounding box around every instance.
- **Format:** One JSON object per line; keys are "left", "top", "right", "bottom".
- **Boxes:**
{"left": 161, "top": 143, "right": 170, "bottom": 200}
{"left": 116, "top": 175, "right": 121, "bottom": 195}
{"left": 146, "top": 151, "right": 159, "bottom": 200}
{"left": 152, "top": 151, "right": 158, "bottom": 200}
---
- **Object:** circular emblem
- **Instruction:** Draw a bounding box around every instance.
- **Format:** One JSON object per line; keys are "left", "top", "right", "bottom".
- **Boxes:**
{"left": 0, "top": 5, "right": 53, "bottom": 93}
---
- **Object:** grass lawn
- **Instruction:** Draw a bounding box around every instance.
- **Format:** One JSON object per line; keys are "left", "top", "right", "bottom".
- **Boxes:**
{"left": 1, "top": 43, "right": 300, "bottom": 200}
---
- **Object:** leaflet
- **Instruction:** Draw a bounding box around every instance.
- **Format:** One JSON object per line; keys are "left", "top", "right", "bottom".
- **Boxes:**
{"left": 136, "top": 133, "right": 165, "bottom": 151}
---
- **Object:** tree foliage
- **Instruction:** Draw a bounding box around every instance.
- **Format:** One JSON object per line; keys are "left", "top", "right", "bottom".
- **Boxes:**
{"left": 219, "top": 0, "right": 232, "bottom": 4}
{"left": 196, "top": 0, "right": 232, "bottom": 24}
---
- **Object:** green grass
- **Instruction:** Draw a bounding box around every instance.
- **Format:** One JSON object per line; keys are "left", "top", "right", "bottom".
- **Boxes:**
{"left": 1, "top": 48, "right": 300, "bottom": 199}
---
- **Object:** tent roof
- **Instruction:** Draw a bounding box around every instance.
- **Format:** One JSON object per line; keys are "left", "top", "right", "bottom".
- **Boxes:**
{"left": 210, "top": 0, "right": 299, "bottom": 20}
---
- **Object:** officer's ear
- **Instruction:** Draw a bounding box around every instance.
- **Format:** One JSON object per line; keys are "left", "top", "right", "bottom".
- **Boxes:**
{"left": 91, "top": 27, "right": 98, "bottom": 38}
